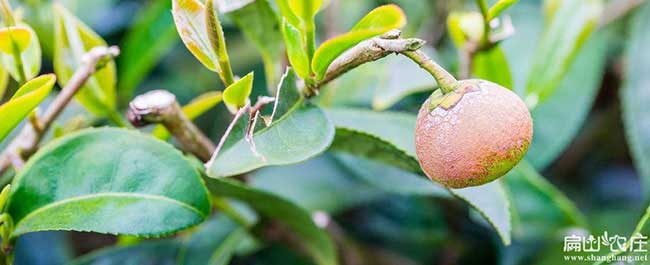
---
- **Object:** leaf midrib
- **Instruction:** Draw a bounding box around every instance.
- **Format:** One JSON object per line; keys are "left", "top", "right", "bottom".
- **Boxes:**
{"left": 13, "top": 192, "right": 207, "bottom": 235}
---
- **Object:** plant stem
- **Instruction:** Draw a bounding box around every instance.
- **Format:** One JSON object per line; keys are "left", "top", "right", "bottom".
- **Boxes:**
{"left": 476, "top": 0, "right": 491, "bottom": 47}
{"left": 127, "top": 90, "right": 216, "bottom": 161}
{"left": 402, "top": 50, "right": 458, "bottom": 94}
{"left": 0, "top": 46, "right": 120, "bottom": 176}
{"left": 305, "top": 22, "right": 316, "bottom": 63}
{"left": 0, "top": 0, "right": 15, "bottom": 27}
{"left": 206, "top": 0, "right": 235, "bottom": 87}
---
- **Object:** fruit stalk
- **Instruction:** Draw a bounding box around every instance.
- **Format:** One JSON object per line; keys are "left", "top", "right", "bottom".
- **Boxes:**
{"left": 402, "top": 50, "right": 458, "bottom": 94}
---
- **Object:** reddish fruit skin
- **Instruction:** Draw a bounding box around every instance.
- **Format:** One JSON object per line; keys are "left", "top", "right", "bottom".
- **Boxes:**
{"left": 415, "top": 80, "right": 532, "bottom": 188}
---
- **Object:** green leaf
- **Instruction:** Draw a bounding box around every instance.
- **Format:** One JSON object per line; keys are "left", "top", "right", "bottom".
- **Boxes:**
{"left": 446, "top": 12, "right": 484, "bottom": 47}
{"left": 524, "top": 0, "right": 601, "bottom": 107}
{"left": 0, "top": 64, "right": 8, "bottom": 99}
{"left": 152, "top": 91, "right": 223, "bottom": 140}
{"left": 311, "top": 4, "right": 406, "bottom": 80}
{"left": 326, "top": 108, "right": 512, "bottom": 245}
{"left": 0, "top": 26, "right": 31, "bottom": 53}
{"left": 7, "top": 128, "right": 211, "bottom": 237}
{"left": 178, "top": 215, "right": 248, "bottom": 265}
{"left": 526, "top": 31, "right": 608, "bottom": 169}
{"left": 228, "top": 0, "right": 285, "bottom": 89}
{"left": 504, "top": 160, "right": 586, "bottom": 239}
{"left": 71, "top": 240, "right": 182, "bottom": 265}
{"left": 171, "top": 0, "right": 221, "bottom": 72}
{"left": 205, "top": 178, "right": 338, "bottom": 265}
{"left": 274, "top": 0, "right": 301, "bottom": 28}
{"left": 223, "top": 72, "right": 253, "bottom": 111}
{"left": 0, "top": 23, "right": 41, "bottom": 83}
{"left": 622, "top": 2, "right": 650, "bottom": 197}
{"left": 282, "top": 19, "right": 311, "bottom": 79}
{"left": 53, "top": 4, "right": 116, "bottom": 116}
{"left": 472, "top": 46, "right": 513, "bottom": 89}
{"left": 118, "top": 0, "right": 178, "bottom": 102}
{"left": 287, "top": 0, "right": 322, "bottom": 23}
{"left": 0, "top": 74, "right": 55, "bottom": 141}
{"left": 207, "top": 69, "right": 335, "bottom": 178}
{"left": 487, "top": 0, "right": 520, "bottom": 20}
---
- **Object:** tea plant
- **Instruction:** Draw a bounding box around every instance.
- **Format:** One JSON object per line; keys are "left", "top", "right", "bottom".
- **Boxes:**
{"left": 0, "top": 0, "right": 648, "bottom": 264}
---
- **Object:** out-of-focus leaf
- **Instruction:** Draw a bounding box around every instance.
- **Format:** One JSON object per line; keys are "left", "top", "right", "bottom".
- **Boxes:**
{"left": 223, "top": 72, "right": 253, "bottom": 111}
{"left": 312, "top": 4, "right": 406, "bottom": 80}
{"left": 504, "top": 160, "right": 586, "bottom": 239}
{"left": 326, "top": 108, "right": 511, "bottom": 245}
{"left": 446, "top": 12, "right": 484, "bottom": 47}
{"left": 152, "top": 91, "right": 222, "bottom": 140}
{"left": 215, "top": 0, "right": 255, "bottom": 13}
{"left": 487, "top": 0, "right": 520, "bottom": 20}
{"left": 205, "top": 178, "right": 338, "bottom": 265}
{"left": 118, "top": 0, "right": 178, "bottom": 102}
{"left": 526, "top": 32, "right": 608, "bottom": 169}
{"left": 207, "top": 69, "right": 334, "bottom": 178}
{"left": 0, "top": 64, "right": 8, "bottom": 99}
{"left": 15, "top": 232, "right": 73, "bottom": 265}
{"left": 622, "top": 2, "right": 650, "bottom": 196}
{"left": 274, "top": 0, "right": 301, "bottom": 28}
{"left": 0, "top": 23, "right": 41, "bottom": 83}
{"left": 335, "top": 153, "right": 450, "bottom": 198}
{"left": 282, "top": 19, "right": 310, "bottom": 79}
{"left": 228, "top": 0, "right": 284, "bottom": 89}
{"left": 71, "top": 240, "right": 181, "bottom": 265}
{"left": 7, "top": 128, "right": 211, "bottom": 237}
{"left": 171, "top": 0, "right": 220, "bottom": 72}
{"left": 0, "top": 26, "right": 31, "bottom": 53}
{"left": 472, "top": 46, "right": 513, "bottom": 89}
{"left": 524, "top": 0, "right": 601, "bottom": 107}
{"left": 251, "top": 153, "right": 382, "bottom": 213}
{"left": 0, "top": 74, "right": 55, "bottom": 141}
{"left": 53, "top": 4, "right": 116, "bottom": 116}
{"left": 178, "top": 215, "right": 248, "bottom": 265}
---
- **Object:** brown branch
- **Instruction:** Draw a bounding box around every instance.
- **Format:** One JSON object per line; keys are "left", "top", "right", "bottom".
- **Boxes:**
{"left": 127, "top": 89, "right": 216, "bottom": 161}
{"left": 0, "top": 46, "right": 120, "bottom": 176}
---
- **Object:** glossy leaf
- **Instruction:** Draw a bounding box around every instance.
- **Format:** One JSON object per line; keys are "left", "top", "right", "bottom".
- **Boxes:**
{"left": 152, "top": 91, "right": 223, "bottom": 140}
{"left": 178, "top": 214, "right": 249, "bottom": 265}
{"left": 207, "top": 69, "right": 335, "bottom": 178}
{"left": 53, "top": 4, "right": 116, "bottom": 116}
{"left": 282, "top": 19, "right": 310, "bottom": 79}
{"left": 71, "top": 240, "right": 181, "bottom": 265}
{"left": 622, "top": 2, "right": 650, "bottom": 196}
{"left": 118, "top": 0, "right": 178, "bottom": 102}
{"left": 228, "top": 0, "right": 284, "bottom": 89}
{"left": 472, "top": 46, "right": 513, "bottom": 89}
{"left": 205, "top": 178, "right": 338, "bottom": 265}
{"left": 312, "top": 4, "right": 406, "bottom": 80}
{"left": 0, "top": 23, "right": 41, "bottom": 83}
{"left": 171, "top": 0, "right": 220, "bottom": 72}
{"left": 223, "top": 72, "right": 253, "bottom": 111}
{"left": 487, "top": 0, "right": 520, "bottom": 20}
{"left": 6, "top": 128, "right": 211, "bottom": 237}
{"left": 0, "top": 26, "right": 31, "bottom": 53}
{"left": 504, "top": 160, "right": 586, "bottom": 239}
{"left": 326, "top": 108, "right": 512, "bottom": 244}
{"left": 524, "top": 0, "right": 601, "bottom": 107}
{"left": 0, "top": 74, "right": 55, "bottom": 141}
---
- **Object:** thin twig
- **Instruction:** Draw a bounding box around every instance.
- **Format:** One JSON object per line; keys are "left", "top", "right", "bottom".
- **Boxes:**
{"left": 0, "top": 46, "right": 120, "bottom": 176}
{"left": 206, "top": 103, "right": 250, "bottom": 167}
{"left": 127, "top": 89, "right": 216, "bottom": 161}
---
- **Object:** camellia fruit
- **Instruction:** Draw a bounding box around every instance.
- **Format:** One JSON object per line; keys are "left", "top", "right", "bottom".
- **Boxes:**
{"left": 415, "top": 79, "right": 533, "bottom": 189}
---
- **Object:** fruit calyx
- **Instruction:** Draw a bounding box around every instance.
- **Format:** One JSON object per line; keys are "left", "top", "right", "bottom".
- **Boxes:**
{"left": 427, "top": 79, "right": 480, "bottom": 111}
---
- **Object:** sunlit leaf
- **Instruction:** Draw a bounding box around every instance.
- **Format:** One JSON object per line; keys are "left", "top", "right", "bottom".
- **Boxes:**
{"left": 118, "top": 0, "right": 178, "bottom": 102}
{"left": 0, "top": 26, "right": 31, "bottom": 54}
{"left": 282, "top": 19, "right": 311, "bottom": 79}
{"left": 274, "top": 0, "right": 301, "bottom": 28}
{"left": 487, "top": 0, "right": 520, "bottom": 20}
{"left": 223, "top": 72, "right": 253, "bottom": 111}
{"left": 171, "top": 0, "right": 220, "bottom": 72}
{"left": 287, "top": 0, "right": 322, "bottom": 22}
{"left": 472, "top": 46, "right": 513, "bottom": 89}
{"left": 0, "top": 64, "right": 7, "bottom": 99}
{"left": 207, "top": 69, "right": 335, "bottom": 178}
{"left": 152, "top": 91, "right": 223, "bottom": 140}
{"left": 311, "top": 4, "right": 406, "bottom": 80}
{"left": 0, "top": 74, "right": 55, "bottom": 141}
{"left": 53, "top": 4, "right": 116, "bottom": 116}
{"left": 205, "top": 178, "right": 338, "bottom": 265}
{"left": 0, "top": 23, "right": 41, "bottom": 83}
{"left": 524, "top": 0, "right": 601, "bottom": 107}
{"left": 7, "top": 128, "right": 211, "bottom": 237}
{"left": 622, "top": 2, "right": 650, "bottom": 197}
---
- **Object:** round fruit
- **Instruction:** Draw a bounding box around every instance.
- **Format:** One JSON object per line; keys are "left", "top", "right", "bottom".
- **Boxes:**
{"left": 415, "top": 79, "right": 533, "bottom": 188}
